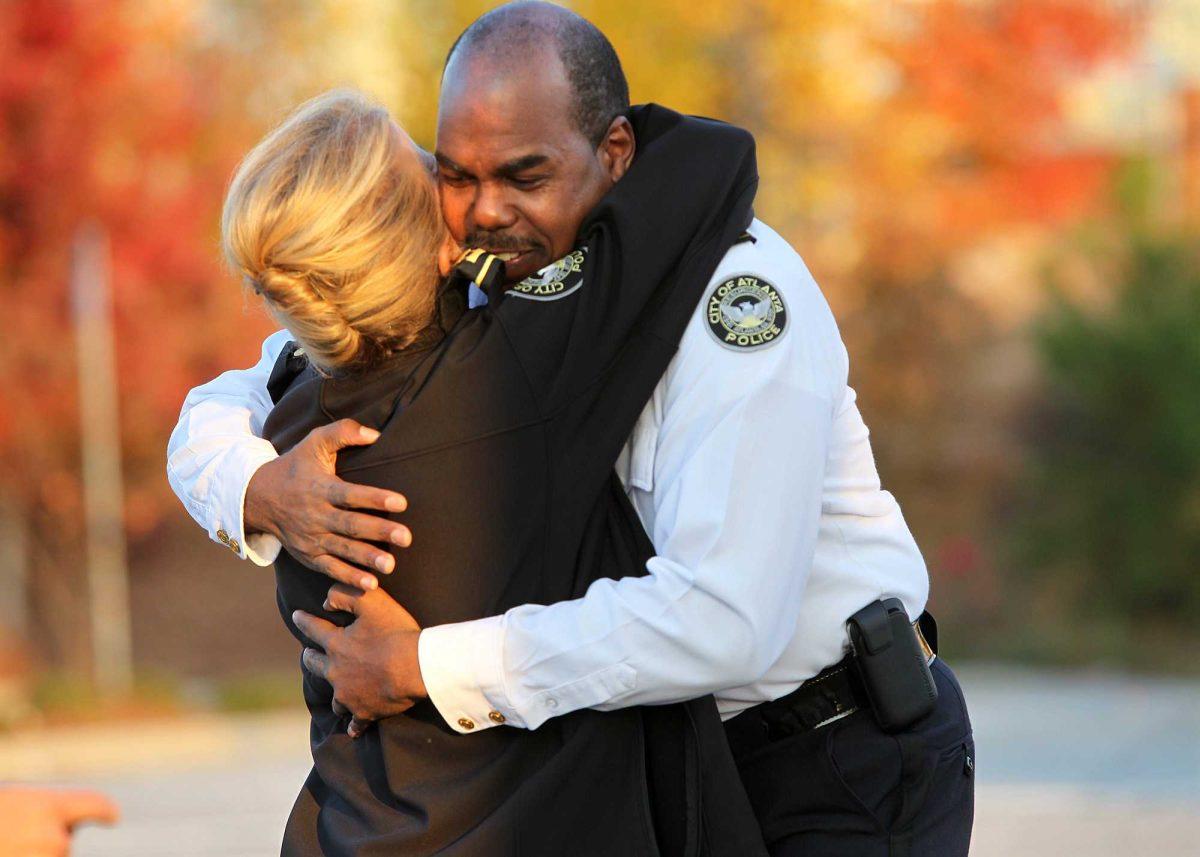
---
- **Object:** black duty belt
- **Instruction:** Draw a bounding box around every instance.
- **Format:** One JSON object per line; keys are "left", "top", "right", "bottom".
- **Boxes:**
{"left": 724, "top": 613, "right": 937, "bottom": 757}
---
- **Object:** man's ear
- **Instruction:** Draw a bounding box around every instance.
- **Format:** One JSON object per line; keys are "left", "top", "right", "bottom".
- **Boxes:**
{"left": 597, "top": 116, "right": 635, "bottom": 183}
{"left": 437, "top": 233, "right": 462, "bottom": 278}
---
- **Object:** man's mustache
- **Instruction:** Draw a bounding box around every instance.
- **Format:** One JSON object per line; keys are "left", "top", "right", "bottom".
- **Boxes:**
{"left": 464, "top": 232, "right": 543, "bottom": 254}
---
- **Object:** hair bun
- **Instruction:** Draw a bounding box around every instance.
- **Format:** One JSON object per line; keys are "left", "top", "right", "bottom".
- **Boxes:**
{"left": 221, "top": 89, "right": 446, "bottom": 373}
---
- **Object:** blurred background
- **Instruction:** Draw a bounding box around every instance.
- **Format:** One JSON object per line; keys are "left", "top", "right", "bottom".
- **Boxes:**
{"left": 0, "top": 0, "right": 1197, "bottom": 855}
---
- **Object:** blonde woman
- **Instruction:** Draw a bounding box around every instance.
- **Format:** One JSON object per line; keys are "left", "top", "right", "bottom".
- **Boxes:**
{"left": 223, "top": 90, "right": 762, "bottom": 856}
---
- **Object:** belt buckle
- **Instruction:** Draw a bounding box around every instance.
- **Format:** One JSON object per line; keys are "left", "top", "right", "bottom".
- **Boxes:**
{"left": 914, "top": 619, "right": 935, "bottom": 664}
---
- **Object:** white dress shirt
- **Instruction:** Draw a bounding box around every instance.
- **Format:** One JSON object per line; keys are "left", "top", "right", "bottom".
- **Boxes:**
{"left": 166, "top": 219, "right": 929, "bottom": 733}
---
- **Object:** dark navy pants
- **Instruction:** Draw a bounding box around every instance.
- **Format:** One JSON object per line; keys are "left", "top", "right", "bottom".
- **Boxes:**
{"left": 727, "top": 658, "right": 974, "bottom": 856}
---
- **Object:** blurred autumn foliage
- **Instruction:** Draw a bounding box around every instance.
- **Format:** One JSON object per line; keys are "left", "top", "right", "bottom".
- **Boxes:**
{"left": 0, "top": 0, "right": 272, "bottom": 666}
{"left": 1014, "top": 163, "right": 1200, "bottom": 668}
{"left": 1, "top": 0, "right": 1196, "bottom": 684}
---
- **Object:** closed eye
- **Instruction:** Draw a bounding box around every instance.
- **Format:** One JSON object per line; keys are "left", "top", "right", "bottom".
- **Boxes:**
{"left": 439, "top": 170, "right": 473, "bottom": 188}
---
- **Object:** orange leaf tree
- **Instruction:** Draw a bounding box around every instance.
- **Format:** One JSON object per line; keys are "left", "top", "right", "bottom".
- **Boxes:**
{"left": 0, "top": 0, "right": 271, "bottom": 667}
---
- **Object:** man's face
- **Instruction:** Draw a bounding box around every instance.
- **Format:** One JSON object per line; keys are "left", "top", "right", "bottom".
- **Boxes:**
{"left": 435, "top": 49, "right": 629, "bottom": 284}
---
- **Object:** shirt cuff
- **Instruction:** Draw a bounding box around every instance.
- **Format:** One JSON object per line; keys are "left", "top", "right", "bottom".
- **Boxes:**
{"left": 243, "top": 531, "right": 282, "bottom": 566}
{"left": 418, "top": 616, "right": 518, "bottom": 734}
{"left": 208, "top": 442, "right": 278, "bottom": 563}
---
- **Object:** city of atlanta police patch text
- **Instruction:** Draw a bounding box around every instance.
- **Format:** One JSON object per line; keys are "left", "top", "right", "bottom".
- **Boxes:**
{"left": 705, "top": 274, "right": 788, "bottom": 351}
{"left": 508, "top": 248, "right": 587, "bottom": 301}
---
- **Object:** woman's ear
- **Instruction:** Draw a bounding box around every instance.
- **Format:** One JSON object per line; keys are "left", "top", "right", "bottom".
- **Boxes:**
{"left": 438, "top": 233, "right": 462, "bottom": 278}
{"left": 597, "top": 116, "right": 636, "bottom": 184}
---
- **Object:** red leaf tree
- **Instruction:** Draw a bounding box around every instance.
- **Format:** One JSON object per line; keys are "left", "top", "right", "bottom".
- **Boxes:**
{"left": 0, "top": 0, "right": 271, "bottom": 669}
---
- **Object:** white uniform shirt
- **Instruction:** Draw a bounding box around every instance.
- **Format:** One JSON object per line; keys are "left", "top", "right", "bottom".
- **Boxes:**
{"left": 166, "top": 219, "right": 929, "bottom": 733}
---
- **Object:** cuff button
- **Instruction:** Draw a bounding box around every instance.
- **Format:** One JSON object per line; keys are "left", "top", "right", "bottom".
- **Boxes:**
{"left": 216, "top": 529, "right": 231, "bottom": 545}
{"left": 457, "top": 718, "right": 476, "bottom": 731}
{"left": 228, "top": 539, "right": 241, "bottom": 554}
{"left": 488, "top": 711, "right": 506, "bottom": 724}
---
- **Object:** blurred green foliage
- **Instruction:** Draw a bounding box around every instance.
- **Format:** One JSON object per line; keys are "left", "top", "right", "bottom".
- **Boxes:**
{"left": 216, "top": 672, "right": 302, "bottom": 713}
{"left": 20, "top": 669, "right": 301, "bottom": 726}
{"left": 30, "top": 669, "right": 184, "bottom": 723}
{"left": 1016, "top": 185, "right": 1200, "bottom": 662}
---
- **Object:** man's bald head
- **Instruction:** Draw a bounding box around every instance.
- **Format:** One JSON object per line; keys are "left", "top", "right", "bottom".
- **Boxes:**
{"left": 435, "top": 2, "right": 637, "bottom": 284}
{"left": 444, "top": 1, "right": 629, "bottom": 147}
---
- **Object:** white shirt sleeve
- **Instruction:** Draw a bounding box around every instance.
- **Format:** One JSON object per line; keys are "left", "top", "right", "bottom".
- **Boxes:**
{"left": 165, "top": 329, "right": 292, "bottom": 565}
{"left": 420, "top": 262, "right": 840, "bottom": 733}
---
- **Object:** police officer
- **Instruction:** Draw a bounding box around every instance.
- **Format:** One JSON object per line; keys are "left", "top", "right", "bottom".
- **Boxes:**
{"left": 167, "top": 3, "right": 974, "bottom": 855}
{"left": 251, "top": 97, "right": 763, "bottom": 855}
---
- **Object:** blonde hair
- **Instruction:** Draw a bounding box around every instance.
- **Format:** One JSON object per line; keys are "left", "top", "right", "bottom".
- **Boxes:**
{"left": 222, "top": 89, "right": 445, "bottom": 372}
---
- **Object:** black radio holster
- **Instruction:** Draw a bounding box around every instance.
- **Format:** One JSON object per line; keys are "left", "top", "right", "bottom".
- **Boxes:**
{"left": 846, "top": 598, "right": 939, "bottom": 733}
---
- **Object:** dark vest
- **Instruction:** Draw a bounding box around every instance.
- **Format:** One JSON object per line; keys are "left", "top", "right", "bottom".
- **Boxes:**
{"left": 263, "top": 105, "right": 766, "bottom": 857}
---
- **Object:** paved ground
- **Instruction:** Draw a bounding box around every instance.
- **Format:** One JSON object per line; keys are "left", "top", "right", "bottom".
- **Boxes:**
{"left": 1, "top": 665, "right": 1196, "bottom": 856}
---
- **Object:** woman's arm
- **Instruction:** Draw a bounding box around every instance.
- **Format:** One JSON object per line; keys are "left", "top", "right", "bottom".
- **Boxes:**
{"left": 494, "top": 106, "right": 758, "bottom": 413}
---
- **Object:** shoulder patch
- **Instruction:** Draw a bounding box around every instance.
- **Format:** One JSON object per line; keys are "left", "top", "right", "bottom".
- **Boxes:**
{"left": 508, "top": 247, "right": 587, "bottom": 301}
{"left": 704, "top": 273, "right": 788, "bottom": 352}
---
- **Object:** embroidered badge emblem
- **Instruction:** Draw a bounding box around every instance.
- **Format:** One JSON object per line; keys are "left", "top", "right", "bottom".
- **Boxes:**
{"left": 705, "top": 274, "right": 788, "bottom": 351}
{"left": 509, "top": 248, "right": 587, "bottom": 301}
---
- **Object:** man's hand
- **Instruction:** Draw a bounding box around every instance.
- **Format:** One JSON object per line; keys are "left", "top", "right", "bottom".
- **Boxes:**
{"left": 245, "top": 418, "right": 412, "bottom": 589}
{"left": 0, "top": 786, "right": 119, "bottom": 857}
{"left": 293, "top": 584, "right": 426, "bottom": 730}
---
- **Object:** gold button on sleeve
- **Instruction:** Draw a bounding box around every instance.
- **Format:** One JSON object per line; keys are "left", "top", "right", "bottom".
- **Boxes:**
{"left": 216, "top": 529, "right": 231, "bottom": 545}
{"left": 488, "top": 711, "right": 506, "bottom": 724}
{"left": 457, "top": 717, "right": 475, "bottom": 731}
{"left": 229, "top": 539, "right": 241, "bottom": 554}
